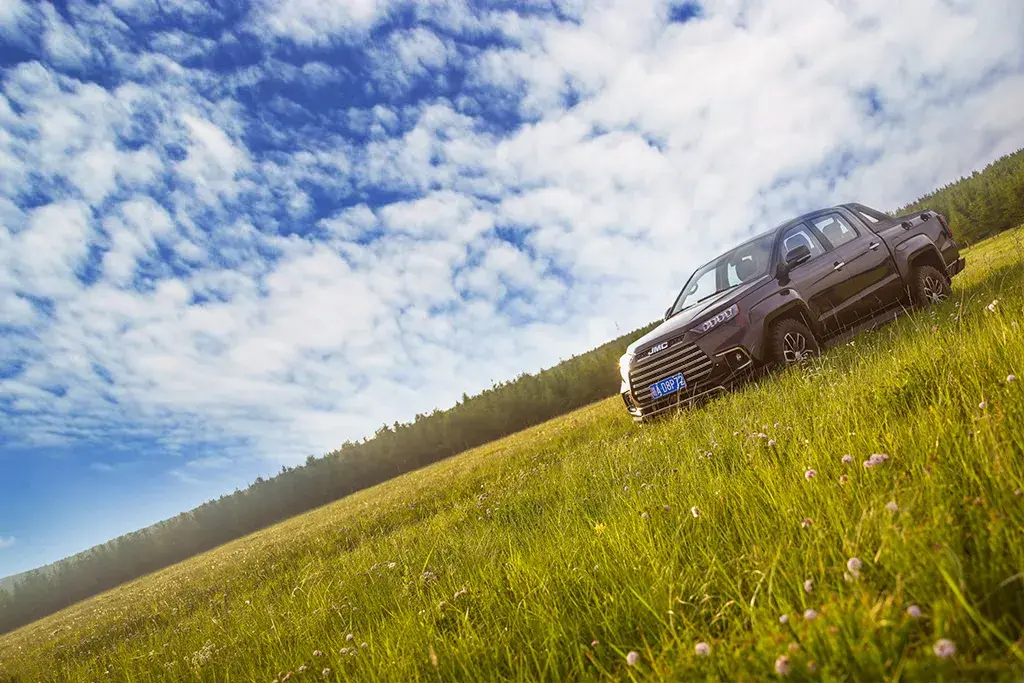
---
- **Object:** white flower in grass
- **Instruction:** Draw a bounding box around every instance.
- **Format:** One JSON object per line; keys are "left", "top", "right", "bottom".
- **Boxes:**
{"left": 779, "top": 613, "right": 789, "bottom": 624}
{"left": 885, "top": 500, "right": 899, "bottom": 513}
{"left": 906, "top": 605, "right": 922, "bottom": 619}
{"left": 805, "top": 469, "right": 817, "bottom": 480}
{"left": 801, "top": 518, "right": 812, "bottom": 529}
{"left": 626, "top": 651, "right": 640, "bottom": 666}
{"left": 360, "top": 642, "right": 368, "bottom": 649}
{"left": 298, "top": 665, "right": 307, "bottom": 673}
{"left": 839, "top": 474, "right": 849, "bottom": 485}
{"left": 640, "top": 512, "right": 649, "bottom": 520}
{"left": 768, "top": 439, "right": 776, "bottom": 447}
{"left": 803, "top": 579, "right": 813, "bottom": 594}
{"left": 1007, "top": 374, "right": 1017, "bottom": 383}
{"left": 841, "top": 454, "right": 853, "bottom": 464}
{"left": 846, "top": 557, "right": 862, "bottom": 579}
{"left": 691, "top": 506, "right": 700, "bottom": 518}
{"left": 985, "top": 299, "right": 999, "bottom": 313}
{"left": 933, "top": 638, "right": 956, "bottom": 659}
{"left": 313, "top": 650, "right": 323, "bottom": 657}
{"left": 695, "top": 642, "right": 711, "bottom": 656}
{"left": 775, "top": 655, "right": 791, "bottom": 676}
{"left": 979, "top": 401, "right": 987, "bottom": 410}
{"left": 863, "top": 453, "right": 890, "bottom": 468}
{"left": 803, "top": 608, "right": 818, "bottom": 621}
{"left": 321, "top": 668, "right": 331, "bottom": 678}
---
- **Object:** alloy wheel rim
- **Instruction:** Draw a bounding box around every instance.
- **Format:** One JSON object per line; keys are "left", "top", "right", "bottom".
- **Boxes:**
{"left": 782, "top": 332, "right": 810, "bottom": 364}
{"left": 922, "top": 275, "right": 947, "bottom": 304}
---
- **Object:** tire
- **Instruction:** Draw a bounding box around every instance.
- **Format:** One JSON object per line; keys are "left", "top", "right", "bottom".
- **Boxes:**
{"left": 909, "top": 264, "right": 951, "bottom": 306}
{"left": 767, "top": 316, "right": 820, "bottom": 367}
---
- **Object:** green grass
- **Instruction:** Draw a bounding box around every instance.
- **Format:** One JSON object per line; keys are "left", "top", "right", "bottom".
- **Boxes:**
{"left": 4, "top": 229, "right": 1024, "bottom": 682}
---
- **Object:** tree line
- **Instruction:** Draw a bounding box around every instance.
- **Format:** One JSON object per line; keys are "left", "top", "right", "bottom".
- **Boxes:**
{"left": 2, "top": 147, "right": 1023, "bottom": 636}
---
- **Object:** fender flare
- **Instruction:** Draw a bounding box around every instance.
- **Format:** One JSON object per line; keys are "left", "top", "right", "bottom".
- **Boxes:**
{"left": 752, "top": 296, "right": 819, "bottom": 358}
{"left": 893, "top": 235, "right": 945, "bottom": 283}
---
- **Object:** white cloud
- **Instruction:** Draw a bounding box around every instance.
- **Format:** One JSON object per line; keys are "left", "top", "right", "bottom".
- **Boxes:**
{"left": 1, "top": 0, "right": 1023, "bottom": 482}
{"left": 0, "top": 537, "right": 14, "bottom": 550}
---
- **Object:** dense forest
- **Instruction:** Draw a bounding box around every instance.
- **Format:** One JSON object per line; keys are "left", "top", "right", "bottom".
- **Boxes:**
{"left": 895, "top": 147, "right": 1024, "bottom": 244}
{"left": 2, "top": 147, "right": 1023, "bottom": 636}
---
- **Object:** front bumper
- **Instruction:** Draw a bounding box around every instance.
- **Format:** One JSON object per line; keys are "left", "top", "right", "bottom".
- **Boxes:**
{"left": 621, "top": 334, "right": 758, "bottom": 421}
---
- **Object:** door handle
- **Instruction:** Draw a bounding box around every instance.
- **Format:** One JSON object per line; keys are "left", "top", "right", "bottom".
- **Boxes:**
{"left": 869, "top": 242, "right": 879, "bottom": 251}
{"left": 833, "top": 261, "right": 845, "bottom": 271}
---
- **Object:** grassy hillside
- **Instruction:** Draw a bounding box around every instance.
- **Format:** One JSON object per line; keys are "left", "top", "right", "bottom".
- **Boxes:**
{"left": 3, "top": 228, "right": 1024, "bottom": 682}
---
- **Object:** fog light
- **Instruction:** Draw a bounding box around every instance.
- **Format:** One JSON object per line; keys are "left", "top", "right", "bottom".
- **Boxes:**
{"left": 622, "top": 392, "right": 638, "bottom": 412}
{"left": 718, "top": 346, "right": 753, "bottom": 371}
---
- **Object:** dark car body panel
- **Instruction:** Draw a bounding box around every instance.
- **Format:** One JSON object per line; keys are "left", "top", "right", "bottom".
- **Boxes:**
{"left": 620, "top": 203, "right": 964, "bottom": 421}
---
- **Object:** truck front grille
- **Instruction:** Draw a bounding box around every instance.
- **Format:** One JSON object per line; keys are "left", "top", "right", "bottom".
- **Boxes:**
{"left": 628, "top": 342, "right": 714, "bottom": 412}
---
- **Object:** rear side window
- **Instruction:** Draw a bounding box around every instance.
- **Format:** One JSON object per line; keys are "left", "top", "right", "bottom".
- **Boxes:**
{"left": 779, "top": 225, "right": 825, "bottom": 260}
{"left": 813, "top": 213, "right": 858, "bottom": 248}
{"left": 858, "top": 210, "right": 880, "bottom": 224}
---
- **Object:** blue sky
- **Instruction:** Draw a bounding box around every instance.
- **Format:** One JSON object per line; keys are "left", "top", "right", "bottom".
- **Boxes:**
{"left": 1, "top": 0, "right": 1023, "bottom": 578}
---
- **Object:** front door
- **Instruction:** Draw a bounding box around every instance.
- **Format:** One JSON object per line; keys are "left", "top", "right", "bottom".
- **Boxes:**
{"left": 777, "top": 223, "right": 836, "bottom": 333}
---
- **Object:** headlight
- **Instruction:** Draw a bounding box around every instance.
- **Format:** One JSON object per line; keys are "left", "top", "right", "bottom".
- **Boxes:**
{"left": 694, "top": 303, "right": 739, "bottom": 335}
{"left": 618, "top": 353, "right": 633, "bottom": 383}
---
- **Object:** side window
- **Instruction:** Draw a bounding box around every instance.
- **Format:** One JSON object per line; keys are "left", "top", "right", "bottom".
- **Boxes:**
{"left": 853, "top": 204, "right": 890, "bottom": 224}
{"left": 812, "top": 213, "right": 858, "bottom": 248}
{"left": 779, "top": 224, "right": 825, "bottom": 262}
{"left": 857, "top": 210, "right": 879, "bottom": 224}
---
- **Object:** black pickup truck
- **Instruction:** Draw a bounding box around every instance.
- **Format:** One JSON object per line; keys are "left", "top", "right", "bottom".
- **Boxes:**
{"left": 619, "top": 202, "right": 965, "bottom": 421}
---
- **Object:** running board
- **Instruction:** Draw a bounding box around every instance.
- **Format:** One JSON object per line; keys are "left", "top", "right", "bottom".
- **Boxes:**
{"left": 822, "top": 305, "right": 911, "bottom": 349}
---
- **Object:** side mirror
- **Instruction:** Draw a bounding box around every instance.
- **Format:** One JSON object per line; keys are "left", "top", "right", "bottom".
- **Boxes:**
{"left": 777, "top": 244, "right": 811, "bottom": 280}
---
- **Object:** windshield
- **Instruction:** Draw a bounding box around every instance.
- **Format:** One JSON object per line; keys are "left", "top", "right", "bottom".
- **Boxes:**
{"left": 669, "top": 233, "right": 774, "bottom": 316}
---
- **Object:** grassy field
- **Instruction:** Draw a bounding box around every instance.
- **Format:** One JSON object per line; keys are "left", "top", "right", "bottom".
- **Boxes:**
{"left": 3, "top": 228, "right": 1024, "bottom": 682}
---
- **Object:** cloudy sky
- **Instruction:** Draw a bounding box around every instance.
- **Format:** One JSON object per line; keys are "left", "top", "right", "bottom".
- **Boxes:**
{"left": 0, "top": 0, "right": 1022, "bottom": 577}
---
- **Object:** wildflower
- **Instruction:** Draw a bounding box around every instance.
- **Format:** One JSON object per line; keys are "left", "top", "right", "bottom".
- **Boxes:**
{"left": 594, "top": 522, "right": 606, "bottom": 535}
{"left": 841, "top": 454, "right": 853, "bottom": 464}
{"left": 591, "top": 640, "right": 599, "bottom": 647}
{"left": 933, "top": 638, "right": 956, "bottom": 659}
{"left": 979, "top": 401, "right": 987, "bottom": 410}
{"left": 986, "top": 299, "right": 999, "bottom": 313}
{"left": 801, "top": 518, "right": 812, "bottom": 529}
{"left": 803, "top": 608, "right": 818, "bottom": 621}
{"left": 322, "top": 668, "right": 331, "bottom": 678}
{"left": 839, "top": 474, "right": 849, "bottom": 484}
{"left": 805, "top": 469, "right": 818, "bottom": 480}
{"left": 779, "top": 614, "right": 789, "bottom": 624}
{"left": 360, "top": 643, "right": 368, "bottom": 649}
{"left": 346, "top": 634, "right": 354, "bottom": 642}
{"left": 1008, "top": 374, "right": 1018, "bottom": 383}
{"left": 691, "top": 506, "right": 700, "bottom": 518}
{"left": 313, "top": 650, "right": 323, "bottom": 657}
{"left": 387, "top": 562, "right": 397, "bottom": 569}
{"left": 640, "top": 512, "right": 649, "bottom": 520}
{"left": 244, "top": 599, "right": 250, "bottom": 605}
{"left": 863, "top": 453, "right": 890, "bottom": 468}
{"left": 626, "top": 651, "right": 640, "bottom": 666}
{"left": 695, "top": 642, "right": 711, "bottom": 656}
{"left": 775, "top": 655, "right": 791, "bottom": 676}
{"left": 663, "top": 504, "right": 671, "bottom": 511}
{"left": 906, "top": 605, "right": 922, "bottom": 619}
{"left": 847, "top": 557, "right": 863, "bottom": 579}
{"left": 623, "top": 485, "right": 630, "bottom": 492}
{"left": 339, "top": 647, "right": 350, "bottom": 655}
{"left": 298, "top": 666, "right": 307, "bottom": 673}
{"left": 883, "top": 499, "right": 900, "bottom": 514}
{"left": 788, "top": 642, "right": 800, "bottom": 653}
{"left": 421, "top": 570, "right": 437, "bottom": 583}
{"left": 768, "top": 439, "right": 776, "bottom": 447}
{"left": 803, "top": 579, "right": 813, "bottom": 594}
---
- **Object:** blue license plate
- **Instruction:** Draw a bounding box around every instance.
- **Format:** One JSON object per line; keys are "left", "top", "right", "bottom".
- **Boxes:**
{"left": 649, "top": 372, "right": 687, "bottom": 399}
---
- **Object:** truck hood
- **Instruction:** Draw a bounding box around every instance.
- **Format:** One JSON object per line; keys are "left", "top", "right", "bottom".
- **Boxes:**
{"left": 625, "top": 277, "right": 767, "bottom": 357}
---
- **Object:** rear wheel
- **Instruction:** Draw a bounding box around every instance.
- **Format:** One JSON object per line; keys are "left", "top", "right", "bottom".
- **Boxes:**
{"left": 767, "top": 317, "right": 820, "bottom": 367}
{"left": 910, "top": 264, "right": 951, "bottom": 306}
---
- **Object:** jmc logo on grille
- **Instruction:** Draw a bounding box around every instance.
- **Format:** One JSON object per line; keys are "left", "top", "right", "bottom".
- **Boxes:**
{"left": 646, "top": 341, "right": 669, "bottom": 357}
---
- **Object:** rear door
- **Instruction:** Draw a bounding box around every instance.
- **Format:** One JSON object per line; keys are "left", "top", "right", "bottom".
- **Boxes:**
{"left": 809, "top": 210, "right": 904, "bottom": 329}
{"left": 776, "top": 223, "right": 836, "bottom": 332}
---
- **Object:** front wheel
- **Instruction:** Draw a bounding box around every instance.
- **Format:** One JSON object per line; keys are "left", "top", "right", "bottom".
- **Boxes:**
{"left": 909, "top": 264, "right": 951, "bottom": 306}
{"left": 767, "top": 317, "right": 820, "bottom": 367}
